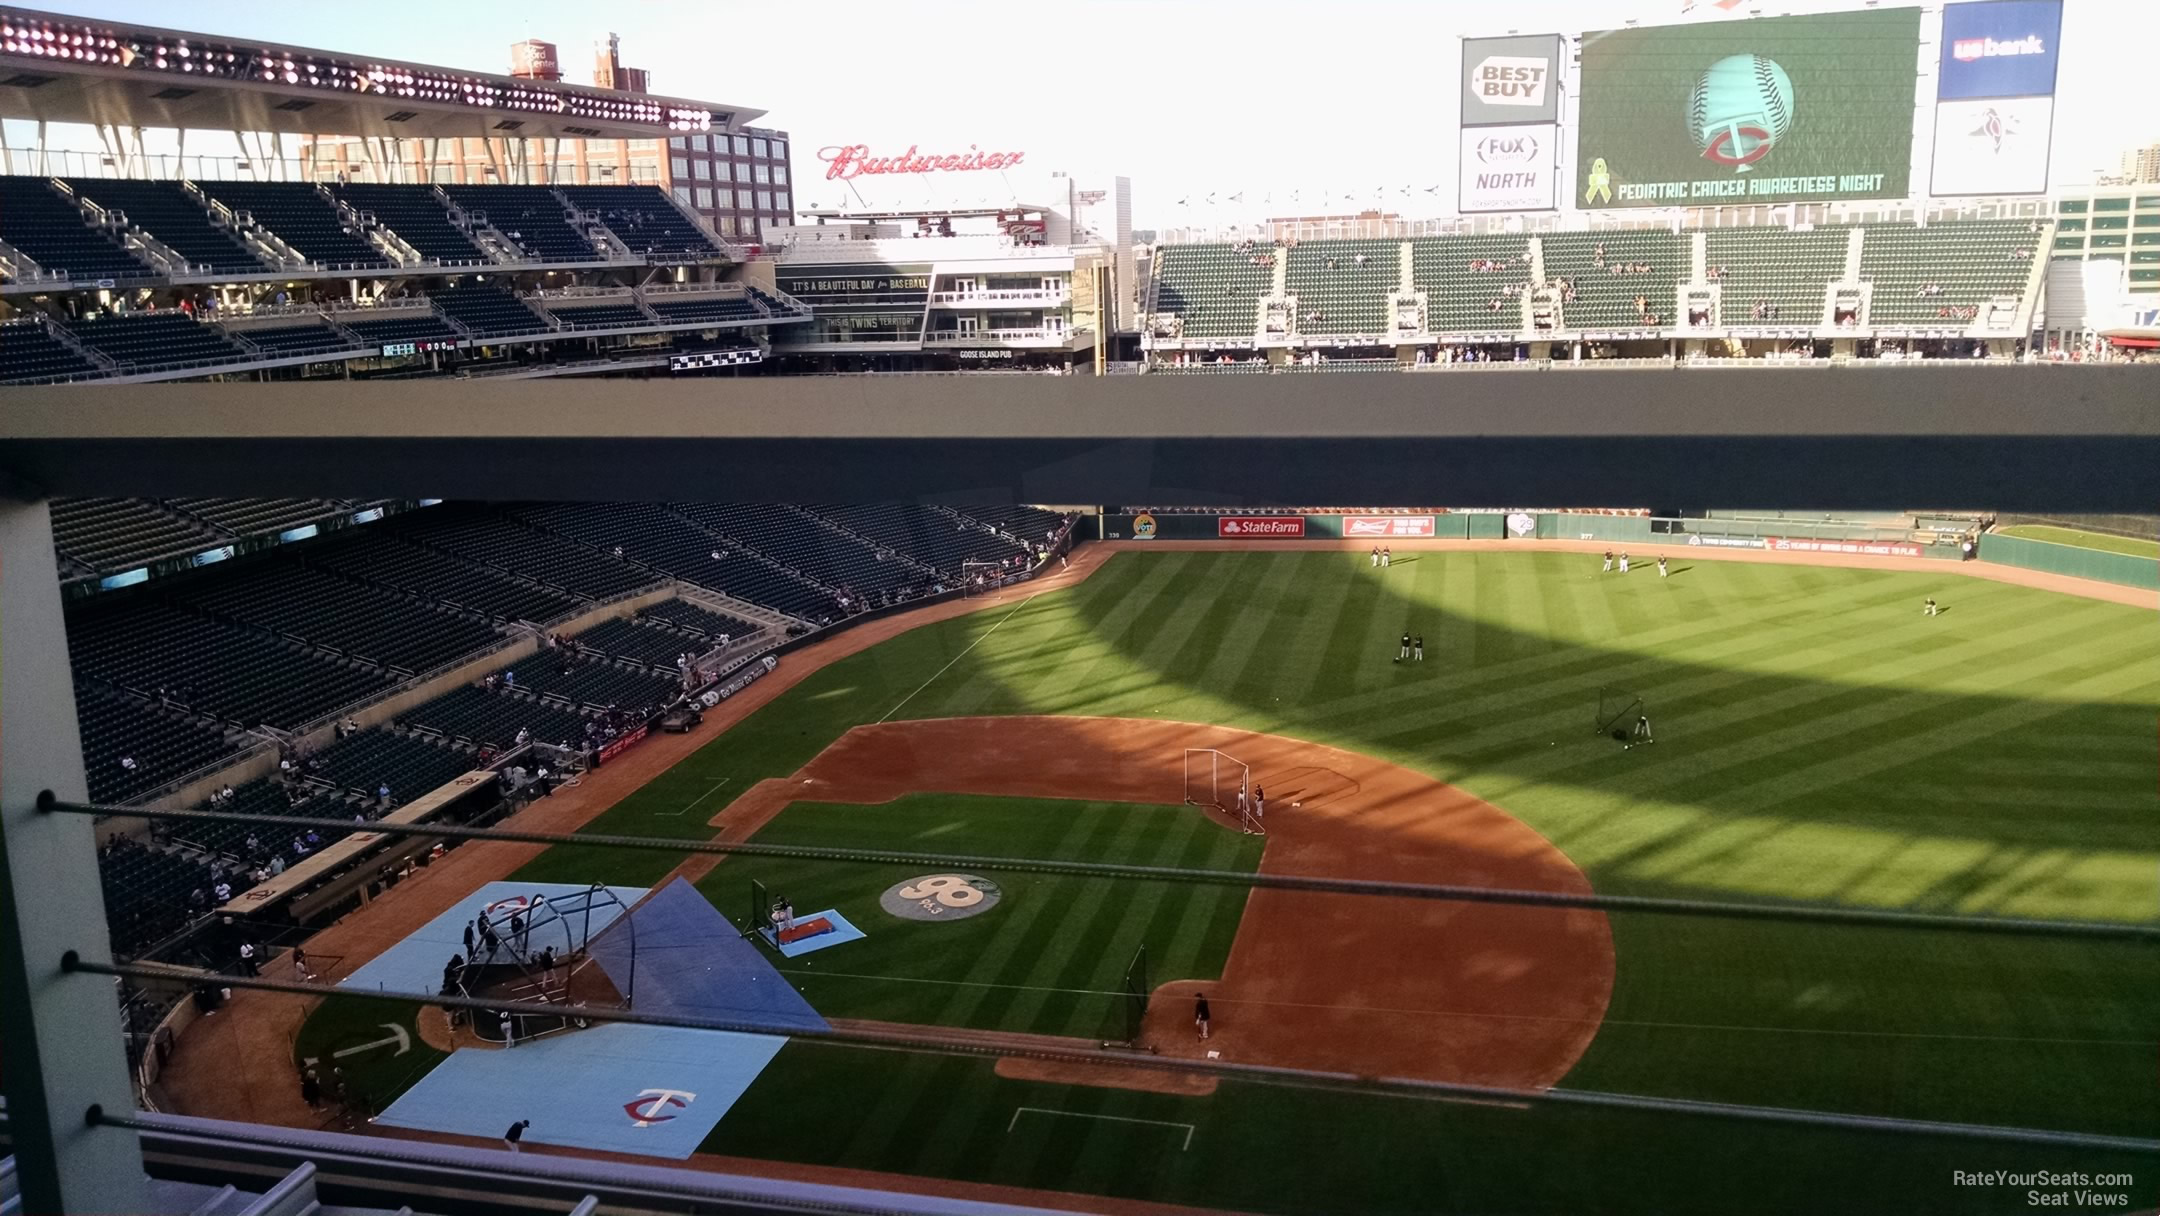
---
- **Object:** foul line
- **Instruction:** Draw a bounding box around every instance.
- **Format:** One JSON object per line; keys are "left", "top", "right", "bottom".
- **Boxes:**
{"left": 1007, "top": 1107, "right": 1194, "bottom": 1151}
{"left": 659, "top": 777, "right": 731, "bottom": 818}
{"left": 876, "top": 592, "right": 1042, "bottom": 724}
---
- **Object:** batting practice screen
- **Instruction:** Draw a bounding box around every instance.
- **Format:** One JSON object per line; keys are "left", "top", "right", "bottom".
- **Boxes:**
{"left": 1574, "top": 7, "right": 1922, "bottom": 209}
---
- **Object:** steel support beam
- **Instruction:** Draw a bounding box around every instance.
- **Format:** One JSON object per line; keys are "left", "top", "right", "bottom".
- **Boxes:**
{"left": 1, "top": 369, "right": 2157, "bottom": 509}
{"left": 0, "top": 497, "right": 149, "bottom": 1214}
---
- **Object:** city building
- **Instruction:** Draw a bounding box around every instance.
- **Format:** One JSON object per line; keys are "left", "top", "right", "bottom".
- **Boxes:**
{"left": 297, "top": 34, "right": 790, "bottom": 243}
{"left": 2116, "top": 141, "right": 2160, "bottom": 186}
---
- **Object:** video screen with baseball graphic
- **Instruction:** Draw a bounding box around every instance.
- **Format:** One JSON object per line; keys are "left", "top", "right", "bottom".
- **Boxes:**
{"left": 1576, "top": 8, "right": 1922, "bottom": 209}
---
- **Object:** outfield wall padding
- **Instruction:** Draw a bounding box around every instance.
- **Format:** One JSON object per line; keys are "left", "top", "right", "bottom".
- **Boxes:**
{"left": 1979, "top": 532, "right": 2160, "bottom": 591}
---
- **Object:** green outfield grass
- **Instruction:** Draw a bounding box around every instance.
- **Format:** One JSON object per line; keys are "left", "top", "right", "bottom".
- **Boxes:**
{"left": 291, "top": 993, "right": 444, "bottom": 1121}
{"left": 1997, "top": 523, "right": 2160, "bottom": 559}
{"left": 697, "top": 794, "right": 1261, "bottom": 1037}
{"left": 464, "top": 549, "right": 2159, "bottom": 1212}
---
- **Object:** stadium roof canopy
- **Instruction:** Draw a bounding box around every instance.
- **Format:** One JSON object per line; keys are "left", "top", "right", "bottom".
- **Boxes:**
{"left": 0, "top": 4, "right": 764, "bottom": 141}
{"left": 2, "top": 369, "right": 2157, "bottom": 510}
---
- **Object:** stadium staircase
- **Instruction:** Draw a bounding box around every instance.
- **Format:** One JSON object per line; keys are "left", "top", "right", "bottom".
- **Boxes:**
{"left": 0, "top": 175, "right": 157, "bottom": 281}
{"left": 61, "top": 178, "right": 273, "bottom": 277}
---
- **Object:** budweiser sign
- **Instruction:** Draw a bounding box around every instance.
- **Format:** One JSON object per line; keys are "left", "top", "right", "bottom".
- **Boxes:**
{"left": 1345, "top": 515, "right": 1436, "bottom": 538}
{"left": 819, "top": 143, "right": 1026, "bottom": 181}
{"left": 1218, "top": 516, "right": 1306, "bottom": 538}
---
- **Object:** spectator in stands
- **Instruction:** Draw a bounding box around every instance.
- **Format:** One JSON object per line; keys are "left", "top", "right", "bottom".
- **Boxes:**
{"left": 119, "top": 755, "right": 138, "bottom": 776}
{"left": 214, "top": 879, "right": 233, "bottom": 903}
{"left": 268, "top": 854, "right": 285, "bottom": 877}
{"left": 292, "top": 836, "right": 309, "bottom": 858}
{"left": 237, "top": 941, "right": 258, "bottom": 976}
{"left": 377, "top": 783, "right": 393, "bottom": 809}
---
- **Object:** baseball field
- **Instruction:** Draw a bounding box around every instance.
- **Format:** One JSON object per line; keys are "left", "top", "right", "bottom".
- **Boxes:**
{"left": 288, "top": 544, "right": 2160, "bottom": 1214}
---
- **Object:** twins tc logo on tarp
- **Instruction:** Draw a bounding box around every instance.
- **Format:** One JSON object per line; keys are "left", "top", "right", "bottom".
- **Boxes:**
{"left": 623, "top": 1088, "right": 697, "bottom": 1127}
{"left": 1690, "top": 53, "right": 1796, "bottom": 172}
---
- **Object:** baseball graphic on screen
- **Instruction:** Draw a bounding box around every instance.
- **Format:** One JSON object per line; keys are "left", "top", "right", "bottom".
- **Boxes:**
{"left": 1689, "top": 53, "right": 1795, "bottom": 172}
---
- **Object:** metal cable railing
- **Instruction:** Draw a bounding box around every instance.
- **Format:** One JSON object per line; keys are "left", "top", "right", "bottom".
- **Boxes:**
{"left": 61, "top": 956, "right": 2160, "bottom": 1156}
{"left": 41, "top": 797, "right": 2160, "bottom": 944}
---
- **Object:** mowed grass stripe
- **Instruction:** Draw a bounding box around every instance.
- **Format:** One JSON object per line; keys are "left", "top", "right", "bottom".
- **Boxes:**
{"left": 504, "top": 549, "right": 2155, "bottom": 1178}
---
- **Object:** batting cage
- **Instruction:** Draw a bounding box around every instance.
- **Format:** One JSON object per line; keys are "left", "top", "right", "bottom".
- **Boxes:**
{"left": 463, "top": 882, "right": 629, "bottom": 1045}
{"left": 1185, "top": 748, "right": 1262, "bottom": 834}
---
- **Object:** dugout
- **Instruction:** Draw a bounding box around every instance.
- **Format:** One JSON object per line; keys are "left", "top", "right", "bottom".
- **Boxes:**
{"left": 221, "top": 772, "right": 505, "bottom": 931}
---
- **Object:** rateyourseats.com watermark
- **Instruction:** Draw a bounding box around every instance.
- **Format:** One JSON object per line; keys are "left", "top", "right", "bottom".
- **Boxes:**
{"left": 1952, "top": 1171, "right": 2139, "bottom": 1208}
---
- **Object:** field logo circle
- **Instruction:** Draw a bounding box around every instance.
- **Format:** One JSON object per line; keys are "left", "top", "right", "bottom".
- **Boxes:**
{"left": 880, "top": 873, "right": 1002, "bottom": 922}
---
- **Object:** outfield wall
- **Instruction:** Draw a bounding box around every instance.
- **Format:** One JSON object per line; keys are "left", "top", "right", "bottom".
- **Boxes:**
{"left": 1103, "top": 512, "right": 1957, "bottom": 559}
{"left": 1979, "top": 532, "right": 2160, "bottom": 590}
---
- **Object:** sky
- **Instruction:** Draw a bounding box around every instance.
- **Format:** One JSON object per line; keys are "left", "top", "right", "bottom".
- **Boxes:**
{"left": 8, "top": 0, "right": 2157, "bottom": 228}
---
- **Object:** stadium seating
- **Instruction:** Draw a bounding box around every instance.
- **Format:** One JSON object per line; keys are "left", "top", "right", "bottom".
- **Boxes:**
{"left": 61, "top": 311, "right": 248, "bottom": 371}
{"left": 397, "top": 514, "right": 659, "bottom": 600}
{"left": 228, "top": 322, "right": 359, "bottom": 359}
{"left": 341, "top": 312, "right": 462, "bottom": 347}
{"left": 334, "top": 184, "right": 486, "bottom": 263}
{"left": 49, "top": 498, "right": 221, "bottom": 573}
{"left": 498, "top": 655, "right": 677, "bottom": 717}
{"left": 311, "top": 532, "right": 577, "bottom": 624}
{"left": 746, "top": 287, "right": 801, "bottom": 317}
{"left": 61, "top": 179, "right": 268, "bottom": 275}
{"left": 0, "top": 175, "right": 154, "bottom": 280}
{"left": 1860, "top": 221, "right": 2036, "bottom": 326}
{"left": 444, "top": 185, "right": 600, "bottom": 261}
{"left": 547, "top": 301, "right": 650, "bottom": 329}
{"left": 98, "top": 836, "right": 223, "bottom": 953}
{"left": 0, "top": 320, "right": 101, "bottom": 384}
{"left": 1539, "top": 231, "right": 1686, "bottom": 330}
{"left": 66, "top": 600, "right": 394, "bottom": 730}
{"left": 806, "top": 503, "right": 1033, "bottom": 576}
{"left": 178, "top": 562, "right": 502, "bottom": 676}
{"left": 399, "top": 684, "right": 594, "bottom": 751}
{"left": 168, "top": 498, "right": 343, "bottom": 536}
{"left": 639, "top": 597, "right": 758, "bottom": 640}
{"left": 166, "top": 779, "right": 360, "bottom": 875}
{"left": 1706, "top": 226, "right": 1850, "bottom": 326}
{"left": 1282, "top": 240, "right": 1400, "bottom": 337}
{"left": 646, "top": 295, "right": 762, "bottom": 324}
{"left": 511, "top": 502, "right": 825, "bottom": 617}
{"left": 194, "top": 180, "right": 392, "bottom": 270}
{"left": 76, "top": 689, "right": 242, "bottom": 804}
{"left": 558, "top": 185, "right": 723, "bottom": 259}
{"left": 430, "top": 282, "right": 551, "bottom": 339}
{"left": 949, "top": 503, "right": 1069, "bottom": 541}
{"left": 304, "top": 729, "right": 474, "bottom": 802}
{"left": 673, "top": 504, "right": 918, "bottom": 599}
{"left": 571, "top": 616, "right": 704, "bottom": 670}
{"left": 1151, "top": 243, "right": 1274, "bottom": 340}
{"left": 1409, "top": 235, "right": 1533, "bottom": 333}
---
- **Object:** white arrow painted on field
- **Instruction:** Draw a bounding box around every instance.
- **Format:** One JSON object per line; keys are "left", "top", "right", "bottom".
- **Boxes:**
{"left": 304, "top": 1023, "right": 411, "bottom": 1067}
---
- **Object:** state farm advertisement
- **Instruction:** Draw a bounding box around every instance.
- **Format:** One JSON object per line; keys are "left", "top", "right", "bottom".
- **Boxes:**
{"left": 1770, "top": 538, "right": 1925, "bottom": 559}
{"left": 1218, "top": 516, "right": 1307, "bottom": 538}
{"left": 1345, "top": 515, "right": 1438, "bottom": 538}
